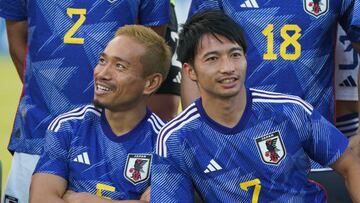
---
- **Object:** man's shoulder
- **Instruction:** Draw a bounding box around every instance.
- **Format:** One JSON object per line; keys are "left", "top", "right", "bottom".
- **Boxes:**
{"left": 144, "top": 111, "right": 167, "bottom": 134}
{"left": 155, "top": 104, "right": 201, "bottom": 157}
{"left": 250, "top": 88, "right": 314, "bottom": 115}
{"left": 47, "top": 104, "right": 102, "bottom": 133}
{"left": 161, "top": 103, "right": 201, "bottom": 135}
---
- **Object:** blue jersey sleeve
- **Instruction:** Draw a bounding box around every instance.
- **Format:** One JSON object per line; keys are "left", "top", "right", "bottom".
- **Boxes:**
{"left": 0, "top": 0, "right": 27, "bottom": 20}
{"left": 354, "top": 0, "right": 360, "bottom": 23}
{"left": 302, "top": 109, "right": 349, "bottom": 167}
{"left": 151, "top": 126, "right": 194, "bottom": 203}
{"left": 151, "top": 154, "right": 194, "bottom": 203}
{"left": 188, "top": 0, "right": 221, "bottom": 18}
{"left": 34, "top": 126, "right": 71, "bottom": 180}
{"left": 138, "top": 0, "right": 169, "bottom": 26}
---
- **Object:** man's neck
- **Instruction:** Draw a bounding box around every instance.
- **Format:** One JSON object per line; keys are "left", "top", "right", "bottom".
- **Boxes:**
{"left": 105, "top": 105, "right": 147, "bottom": 136}
{"left": 202, "top": 87, "right": 247, "bottom": 128}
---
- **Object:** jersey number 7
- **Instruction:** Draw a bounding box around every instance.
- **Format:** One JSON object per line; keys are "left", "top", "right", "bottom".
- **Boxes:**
{"left": 240, "top": 178, "right": 262, "bottom": 203}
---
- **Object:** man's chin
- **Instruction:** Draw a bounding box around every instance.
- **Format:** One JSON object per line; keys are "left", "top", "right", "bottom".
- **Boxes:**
{"left": 93, "top": 99, "right": 105, "bottom": 109}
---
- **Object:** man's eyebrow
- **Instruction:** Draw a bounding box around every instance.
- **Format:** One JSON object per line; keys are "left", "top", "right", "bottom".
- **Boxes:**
{"left": 202, "top": 47, "right": 243, "bottom": 58}
{"left": 229, "top": 47, "right": 243, "bottom": 52}
{"left": 203, "top": 51, "right": 219, "bottom": 58}
{"left": 100, "top": 53, "right": 131, "bottom": 65}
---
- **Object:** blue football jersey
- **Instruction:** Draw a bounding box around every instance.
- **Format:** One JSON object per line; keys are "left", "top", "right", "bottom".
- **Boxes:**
{"left": 0, "top": 0, "right": 169, "bottom": 154}
{"left": 189, "top": 0, "right": 360, "bottom": 123}
{"left": 35, "top": 105, "right": 165, "bottom": 200}
{"left": 151, "top": 88, "right": 349, "bottom": 203}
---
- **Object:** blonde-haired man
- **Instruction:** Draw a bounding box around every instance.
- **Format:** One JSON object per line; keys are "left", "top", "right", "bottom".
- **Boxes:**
{"left": 29, "top": 25, "right": 171, "bottom": 203}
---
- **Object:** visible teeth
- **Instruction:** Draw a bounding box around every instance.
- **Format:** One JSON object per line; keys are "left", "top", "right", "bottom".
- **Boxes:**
{"left": 221, "top": 78, "right": 235, "bottom": 83}
{"left": 97, "top": 85, "right": 110, "bottom": 91}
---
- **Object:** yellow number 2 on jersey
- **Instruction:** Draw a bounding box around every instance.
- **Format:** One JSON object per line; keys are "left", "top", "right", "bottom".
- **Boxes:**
{"left": 64, "top": 8, "right": 87, "bottom": 44}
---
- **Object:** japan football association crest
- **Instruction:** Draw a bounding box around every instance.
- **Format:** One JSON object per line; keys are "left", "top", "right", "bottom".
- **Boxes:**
{"left": 124, "top": 154, "right": 152, "bottom": 185}
{"left": 256, "top": 131, "right": 286, "bottom": 165}
{"left": 303, "top": 0, "right": 329, "bottom": 18}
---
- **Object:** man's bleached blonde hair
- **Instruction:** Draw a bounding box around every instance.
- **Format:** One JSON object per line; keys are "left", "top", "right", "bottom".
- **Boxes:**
{"left": 115, "top": 25, "right": 172, "bottom": 79}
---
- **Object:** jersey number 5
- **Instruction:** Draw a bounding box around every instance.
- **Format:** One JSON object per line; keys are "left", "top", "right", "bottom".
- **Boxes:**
{"left": 262, "top": 24, "right": 302, "bottom": 60}
{"left": 240, "top": 178, "right": 261, "bottom": 203}
{"left": 64, "top": 8, "right": 87, "bottom": 44}
{"left": 96, "top": 183, "right": 115, "bottom": 199}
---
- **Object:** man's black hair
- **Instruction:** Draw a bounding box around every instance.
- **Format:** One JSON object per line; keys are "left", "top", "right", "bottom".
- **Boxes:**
{"left": 177, "top": 10, "right": 247, "bottom": 65}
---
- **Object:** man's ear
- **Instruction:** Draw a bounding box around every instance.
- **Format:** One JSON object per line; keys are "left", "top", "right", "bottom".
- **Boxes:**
{"left": 143, "top": 73, "right": 163, "bottom": 95}
{"left": 183, "top": 63, "right": 197, "bottom": 82}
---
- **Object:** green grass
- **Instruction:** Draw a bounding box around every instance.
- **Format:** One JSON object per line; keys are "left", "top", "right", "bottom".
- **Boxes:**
{"left": 0, "top": 56, "right": 22, "bottom": 195}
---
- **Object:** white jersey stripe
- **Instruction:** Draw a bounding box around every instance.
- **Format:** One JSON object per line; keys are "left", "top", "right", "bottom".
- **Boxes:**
{"left": 156, "top": 104, "right": 197, "bottom": 155}
{"left": 252, "top": 92, "right": 313, "bottom": 111}
{"left": 245, "top": 0, "right": 252, "bottom": 7}
{"left": 156, "top": 103, "right": 196, "bottom": 155}
{"left": 52, "top": 108, "right": 101, "bottom": 132}
{"left": 49, "top": 105, "right": 101, "bottom": 130}
{"left": 250, "top": 88, "right": 283, "bottom": 95}
{"left": 251, "top": 0, "right": 259, "bottom": 8}
{"left": 152, "top": 113, "right": 165, "bottom": 126}
{"left": 156, "top": 104, "right": 198, "bottom": 157}
{"left": 148, "top": 118, "right": 160, "bottom": 134}
{"left": 251, "top": 90, "right": 313, "bottom": 112}
{"left": 83, "top": 152, "right": 90, "bottom": 165}
{"left": 336, "top": 117, "right": 358, "bottom": 126}
{"left": 253, "top": 98, "right": 312, "bottom": 115}
{"left": 78, "top": 154, "right": 84, "bottom": 163}
{"left": 160, "top": 113, "right": 200, "bottom": 157}
{"left": 208, "top": 164, "right": 216, "bottom": 172}
{"left": 48, "top": 106, "right": 84, "bottom": 130}
{"left": 210, "top": 159, "right": 222, "bottom": 170}
{"left": 337, "top": 123, "right": 359, "bottom": 131}
{"left": 148, "top": 114, "right": 164, "bottom": 132}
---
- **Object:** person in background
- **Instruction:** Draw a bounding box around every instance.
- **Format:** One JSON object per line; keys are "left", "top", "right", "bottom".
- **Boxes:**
{"left": 151, "top": 10, "right": 360, "bottom": 203}
{"left": 312, "top": 24, "right": 360, "bottom": 203}
{"left": 148, "top": 0, "right": 182, "bottom": 121}
{"left": 335, "top": 24, "right": 360, "bottom": 138}
{"left": 0, "top": 1, "right": 170, "bottom": 202}
{"left": 30, "top": 25, "right": 171, "bottom": 203}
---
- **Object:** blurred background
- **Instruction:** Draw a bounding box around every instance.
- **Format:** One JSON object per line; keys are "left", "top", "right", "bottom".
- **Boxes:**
{"left": 0, "top": 18, "right": 22, "bottom": 196}
{"left": 0, "top": 0, "right": 191, "bottom": 196}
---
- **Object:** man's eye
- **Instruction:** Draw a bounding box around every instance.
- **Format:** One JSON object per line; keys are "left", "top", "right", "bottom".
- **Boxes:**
{"left": 232, "top": 52, "right": 242, "bottom": 58}
{"left": 205, "top": 56, "right": 217, "bottom": 62}
{"left": 98, "top": 58, "right": 106, "bottom": 64}
{"left": 116, "top": 64, "right": 125, "bottom": 70}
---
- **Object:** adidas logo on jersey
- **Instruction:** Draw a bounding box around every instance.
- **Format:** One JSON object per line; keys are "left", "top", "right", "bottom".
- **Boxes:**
{"left": 339, "top": 76, "right": 357, "bottom": 87}
{"left": 172, "top": 72, "right": 181, "bottom": 84}
{"left": 240, "top": 0, "right": 259, "bottom": 8}
{"left": 73, "top": 152, "right": 91, "bottom": 165}
{"left": 204, "top": 159, "right": 222, "bottom": 173}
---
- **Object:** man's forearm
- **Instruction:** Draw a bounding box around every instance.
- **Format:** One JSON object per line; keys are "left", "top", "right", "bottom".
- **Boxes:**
{"left": 332, "top": 148, "right": 360, "bottom": 203}
{"left": 63, "top": 191, "right": 148, "bottom": 203}
{"left": 5, "top": 20, "right": 27, "bottom": 83}
{"left": 342, "top": 157, "right": 360, "bottom": 203}
{"left": 29, "top": 173, "right": 68, "bottom": 203}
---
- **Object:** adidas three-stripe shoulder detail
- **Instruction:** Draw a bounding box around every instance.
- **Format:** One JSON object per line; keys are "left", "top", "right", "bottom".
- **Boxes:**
{"left": 48, "top": 105, "right": 102, "bottom": 132}
{"left": 250, "top": 88, "right": 313, "bottom": 115}
{"left": 147, "top": 113, "right": 166, "bottom": 134}
{"left": 156, "top": 103, "right": 200, "bottom": 157}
